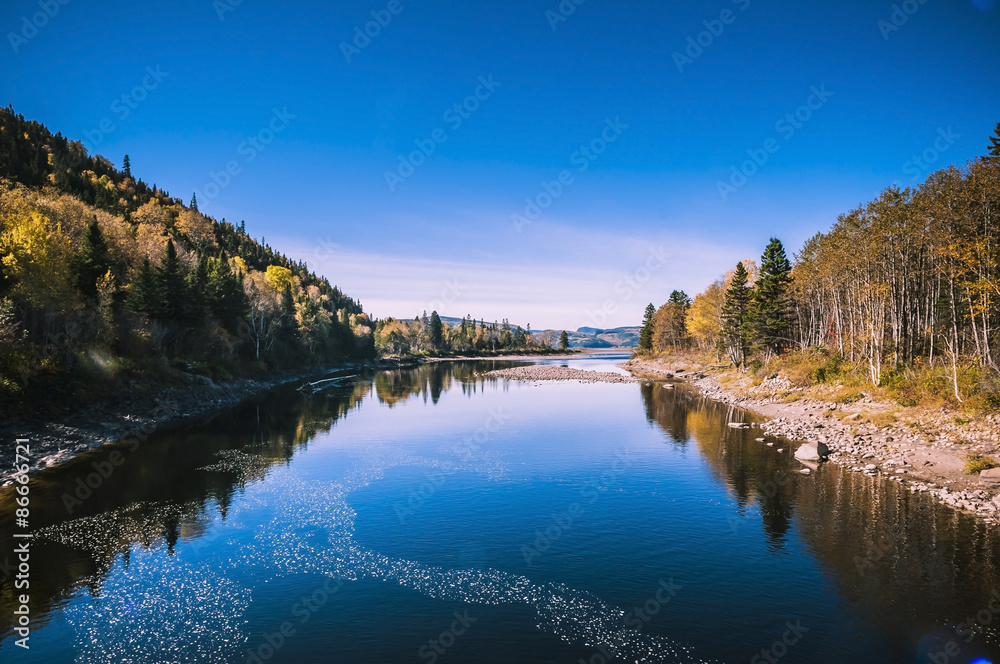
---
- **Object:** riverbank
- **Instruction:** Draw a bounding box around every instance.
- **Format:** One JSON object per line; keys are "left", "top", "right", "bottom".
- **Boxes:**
{"left": 0, "top": 359, "right": 394, "bottom": 485}
{"left": 623, "top": 356, "right": 1000, "bottom": 524}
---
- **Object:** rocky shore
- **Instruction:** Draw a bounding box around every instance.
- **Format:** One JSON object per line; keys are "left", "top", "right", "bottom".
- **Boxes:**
{"left": 482, "top": 365, "right": 638, "bottom": 384}
{"left": 0, "top": 360, "right": 389, "bottom": 486}
{"left": 623, "top": 357, "right": 1000, "bottom": 525}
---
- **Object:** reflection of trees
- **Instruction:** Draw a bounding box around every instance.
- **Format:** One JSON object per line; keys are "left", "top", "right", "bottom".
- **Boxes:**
{"left": 0, "top": 377, "right": 370, "bottom": 640}
{"left": 372, "top": 361, "right": 522, "bottom": 407}
{"left": 641, "top": 382, "right": 1000, "bottom": 660}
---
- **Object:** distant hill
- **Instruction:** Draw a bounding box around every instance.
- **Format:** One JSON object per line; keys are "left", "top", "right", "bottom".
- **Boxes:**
{"left": 398, "top": 317, "right": 640, "bottom": 349}
{"left": 558, "top": 326, "right": 640, "bottom": 349}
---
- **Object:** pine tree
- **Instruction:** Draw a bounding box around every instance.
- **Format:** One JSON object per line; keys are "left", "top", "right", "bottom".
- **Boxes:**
{"left": 190, "top": 192, "right": 199, "bottom": 212}
{"left": 749, "top": 238, "right": 793, "bottom": 358}
{"left": 639, "top": 303, "right": 655, "bottom": 352}
{"left": 988, "top": 122, "right": 1000, "bottom": 163}
{"left": 122, "top": 154, "right": 131, "bottom": 179}
{"left": 74, "top": 218, "right": 111, "bottom": 300}
{"left": 158, "top": 239, "right": 187, "bottom": 320}
{"left": 720, "top": 262, "right": 752, "bottom": 368}
{"left": 206, "top": 260, "right": 247, "bottom": 330}
{"left": 559, "top": 330, "right": 570, "bottom": 350}
{"left": 129, "top": 257, "right": 162, "bottom": 317}
{"left": 429, "top": 310, "right": 443, "bottom": 349}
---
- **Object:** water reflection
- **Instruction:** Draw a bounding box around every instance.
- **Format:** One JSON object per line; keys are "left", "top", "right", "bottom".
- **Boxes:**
{"left": 640, "top": 381, "right": 1000, "bottom": 660}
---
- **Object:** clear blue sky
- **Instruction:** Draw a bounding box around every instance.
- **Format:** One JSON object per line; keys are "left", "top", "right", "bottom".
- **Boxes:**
{"left": 2, "top": 0, "right": 998, "bottom": 329}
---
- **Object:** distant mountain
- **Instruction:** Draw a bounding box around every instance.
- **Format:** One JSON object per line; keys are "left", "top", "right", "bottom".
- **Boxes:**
{"left": 397, "top": 316, "right": 639, "bottom": 349}
{"left": 533, "top": 326, "right": 640, "bottom": 349}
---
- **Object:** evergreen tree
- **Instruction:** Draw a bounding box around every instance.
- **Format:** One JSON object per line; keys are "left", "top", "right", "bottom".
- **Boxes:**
{"left": 988, "top": 122, "right": 1000, "bottom": 163}
{"left": 122, "top": 154, "right": 131, "bottom": 179}
{"left": 429, "top": 310, "right": 443, "bottom": 349}
{"left": 206, "top": 260, "right": 247, "bottom": 329}
{"left": 158, "top": 239, "right": 187, "bottom": 320}
{"left": 559, "top": 330, "right": 570, "bottom": 350}
{"left": 74, "top": 218, "right": 111, "bottom": 300}
{"left": 190, "top": 192, "right": 199, "bottom": 212}
{"left": 749, "top": 238, "right": 793, "bottom": 358}
{"left": 129, "top": 257, "right": 162, "bottom": 317}
{"left": 638, "top": 303, "right": 655, "bottom": 352}
{"left": 720, "top": 262, "right": 752, "bottom": 368}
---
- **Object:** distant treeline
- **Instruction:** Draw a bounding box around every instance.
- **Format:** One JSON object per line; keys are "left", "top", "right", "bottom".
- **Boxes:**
{"left": 374, "top": 312, "right": 566, "bottom": 356}
{"left": 640, "top": 123, "right": 1000, "bottom": 404}
{"left": 0, "top": 105, "right": 373, "bottom": 401}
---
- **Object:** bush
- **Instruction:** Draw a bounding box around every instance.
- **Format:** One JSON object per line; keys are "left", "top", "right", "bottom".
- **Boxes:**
{"left": 965, "top": 453, "right": 999, "bottom": 475}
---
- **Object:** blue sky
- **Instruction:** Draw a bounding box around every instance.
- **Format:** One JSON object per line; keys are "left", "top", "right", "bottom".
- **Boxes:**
{"left": 2, "top": 0, "right": 998, "bottom": 329}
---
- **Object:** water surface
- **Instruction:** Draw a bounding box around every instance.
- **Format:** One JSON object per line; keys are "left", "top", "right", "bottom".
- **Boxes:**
{"left": 1, "top": 354, "right": 998, "bottom": 663}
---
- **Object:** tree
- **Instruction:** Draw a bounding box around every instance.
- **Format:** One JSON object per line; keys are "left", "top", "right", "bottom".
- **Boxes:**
{"left": 429, "top": 310, "right": 443, "bottom": 349}
{"left": 720, "top": 262, "right": 752, "bottom": 368}
{"left": 987, "top": 122, "right": 1000, "bottom": 163}
{"left": 158, "top": 240, "right": 187, "bottom": 321}
{"left": 0, "top": 210, "right": 74, "bottom": 309}
{"left": 122, "top": 154, "right": 131, "bottom": 179}
{"left": 686, "top": 280, "right": 726, "bottom": 353}
{"left": 638, "top": 303, "right": 655, "bottom": 352}
{"left": 74, "top": 218, "right": 111, "bottom": 301}
{"left": 748, "top": 238, "right": 793, "bottom": 360}
{"left": 129, "top": 257, "right": 162, "bottom": 318}
{"left": 559, "top": 330, "right": 570, "bottom": 350}
{"left": 190, "top": 192, "right": 199, "bottom": 212}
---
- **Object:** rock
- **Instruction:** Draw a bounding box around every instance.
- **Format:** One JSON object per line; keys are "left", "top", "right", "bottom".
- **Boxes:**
{"left": 979, "top": 468, "right": 1000, "bottom": 487}
{"left": 865, "top": 464, "right": 878, "bottom": 471}
{"left": 800, "top": 468, "right": 812, "bottom": 475}
{"left": 728, "top": 422, "right": 750, "bottom": 429}
{"left": 794, "top": 442, "right": 830, "bottom": 462}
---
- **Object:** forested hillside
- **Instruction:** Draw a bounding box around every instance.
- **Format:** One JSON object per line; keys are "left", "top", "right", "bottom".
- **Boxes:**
{"left": 0, "top": 106, "right": 373, "bottom": 405}
{"left": 639, "top": 123, "right": 1000, "bottom": 410}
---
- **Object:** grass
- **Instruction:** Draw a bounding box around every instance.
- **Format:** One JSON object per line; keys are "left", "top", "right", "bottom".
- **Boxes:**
{"left": 964, "top": 453, "right": 999, "bottom": 475}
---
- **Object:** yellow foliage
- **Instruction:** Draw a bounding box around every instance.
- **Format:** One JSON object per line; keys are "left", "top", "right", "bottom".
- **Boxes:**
{"left": 0, "top": 210, "right": 74, "bottom": 309}
{"left": 265, "top": 265, "right": 294, "bottom": 292}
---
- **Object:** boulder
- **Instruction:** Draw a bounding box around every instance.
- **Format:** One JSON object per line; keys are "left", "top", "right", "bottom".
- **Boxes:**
{"left": 794, "top": 442, "right": 830, "bottom": 462}
{"left": 979, "top": 467, "right": 1000, "bottom": 487}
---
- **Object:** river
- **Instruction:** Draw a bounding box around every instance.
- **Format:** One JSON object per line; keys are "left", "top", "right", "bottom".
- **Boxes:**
{"left": 1, "top": 353, "right": 998, "bottom": 663}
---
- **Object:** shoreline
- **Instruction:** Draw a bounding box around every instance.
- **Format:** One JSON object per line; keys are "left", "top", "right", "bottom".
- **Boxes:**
{"left": 622, "top": 356, "right": 1000, "bottom": 525}
{"left": 0, "top": 350, "right": 612, "bottom": 485}
{"left": 0, "top": 359, "right": 394, "bottom": 486}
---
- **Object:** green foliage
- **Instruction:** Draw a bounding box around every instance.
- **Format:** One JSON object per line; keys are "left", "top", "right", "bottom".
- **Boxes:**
{"left": 74, "top": 219, "right": 112, "bottom": 300}
{"left": 429, "top": 311, "right": 443, "bottom": 349}
{"left": 720, "top": 262, "right": 751, "bottom": 367}
{"left": 748, "top": 238, "right": 792, "bottom": 356}
{"left": 559, "top": 330, "right": 570, "bottom": 350}
{"left": 638, "top": 303, "right": 655, "bottom": 352}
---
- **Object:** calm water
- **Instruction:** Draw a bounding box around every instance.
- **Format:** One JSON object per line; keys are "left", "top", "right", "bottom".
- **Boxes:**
{"left": 1, "top": 353, "right": 999, "bottom": 663}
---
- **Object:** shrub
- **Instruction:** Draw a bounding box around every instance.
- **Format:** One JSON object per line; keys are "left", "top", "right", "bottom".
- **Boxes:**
{"left": 965, "top": 453, "right": 999, "bottom": 475}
